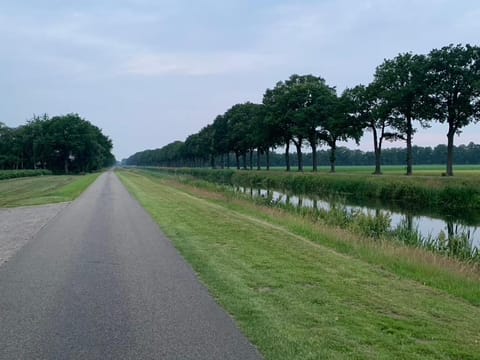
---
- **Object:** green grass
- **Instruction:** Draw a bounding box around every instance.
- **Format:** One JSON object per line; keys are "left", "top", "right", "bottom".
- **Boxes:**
{"left": 118, "top": 169, "right": 480, "bottom": 360}
{"left": 267, "top": 164, "right": 480, "bottom": 175}
{"left": 0, "top": 169, "right": 52, "bottom": 180}
{"left": 0, "top": 173, "right": 101, "bottom": 207}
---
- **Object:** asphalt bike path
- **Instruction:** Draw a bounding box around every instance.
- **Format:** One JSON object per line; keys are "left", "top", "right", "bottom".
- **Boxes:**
{"left": 0, "top": 171, "right": 261, "bottom": 359}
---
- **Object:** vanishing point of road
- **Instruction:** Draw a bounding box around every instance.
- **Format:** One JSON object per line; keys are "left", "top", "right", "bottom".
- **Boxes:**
{"left": 0, "top": 172, "right": 262, "bottom": 359}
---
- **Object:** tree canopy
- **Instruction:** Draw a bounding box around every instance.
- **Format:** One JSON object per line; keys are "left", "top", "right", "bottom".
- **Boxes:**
{"left": 0, "top": 114, "right": 115, "bottom": 173}
{"left": 426, "top": 44, "right": 480, "bottom": 175}
{"left": 123, "top": 43, "right": 480, "bottom": 176}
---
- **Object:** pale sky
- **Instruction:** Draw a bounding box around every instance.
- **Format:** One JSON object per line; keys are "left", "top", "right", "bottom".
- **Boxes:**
{"left": 1, "top": 0, "right": 479, "bottom": 160}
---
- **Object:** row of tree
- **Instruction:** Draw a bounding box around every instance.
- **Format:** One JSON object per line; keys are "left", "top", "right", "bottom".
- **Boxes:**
{"left": 125, "top": 44, "right": 480, "bottom": 176}
{"left": 0, "top": 114, "right": 115, "bottom": 173}
{"left": 125, "top": 143, "right": 480, "bottom": 168}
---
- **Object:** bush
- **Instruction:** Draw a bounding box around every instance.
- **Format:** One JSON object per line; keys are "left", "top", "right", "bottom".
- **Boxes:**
{"left": 0, "top": 169, "right": 52, "bottom": 180}
{"left": 350, "top": 211, "right": 391, "bottom": 239}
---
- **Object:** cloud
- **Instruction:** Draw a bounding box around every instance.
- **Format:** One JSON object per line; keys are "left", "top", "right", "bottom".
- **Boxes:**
{"left": 122, "top": 52, "right": 278, "bottom": 76}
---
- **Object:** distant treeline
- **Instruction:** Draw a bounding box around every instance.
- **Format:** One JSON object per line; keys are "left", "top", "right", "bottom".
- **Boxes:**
{"left": 124, "top": 143, "right": 480, "bottom": 168}
{"left": 0, "top": 114, "right": 115, "bottom": 173}
{"left": 125, "top": 43, "right": 480, "bottom": 175}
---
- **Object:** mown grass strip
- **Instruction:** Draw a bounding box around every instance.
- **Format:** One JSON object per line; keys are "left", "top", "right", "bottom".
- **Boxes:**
{"left": 0, "top": 173, "right": 101, "bottom": 207}
{"left": 118, "top": 170, "right": 480, "bottom": 360}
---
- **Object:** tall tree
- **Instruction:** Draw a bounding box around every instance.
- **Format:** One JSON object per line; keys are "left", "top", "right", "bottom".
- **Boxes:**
{"left": 264, "top": 74, "right": 337, "bottom": 172}
{"left": 0, "top": 114, "right": 114, "bottom": 172}
{"left": 347, "top": 84, "right": 400, "bottom": 174}
{"left": 223, "top": 103, "right": 257, "bottom": 170}
{"left": 317, "top": 91, "right": 364, "bottom": 172}
{"left": 263, "top": 82, "right": 294, "bottom": 171}
{"left": 427, "top": 44, "right": 480, "bottom": 176}
{"left": 212, "top": 115, "right": 229, "bottom": 169}
{"left": 374, "top": 53, "right": 431, "bottom": 175}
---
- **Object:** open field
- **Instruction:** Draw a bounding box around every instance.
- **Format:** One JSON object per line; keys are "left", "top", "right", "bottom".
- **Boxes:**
{"left": 0, "top": 173, "right": 101, "bottom": 207}
{"left": 118, "top": 169, "right": 480, "bottom": 360}
{"left": 267, "top": 164, "right": 480, "bottom": 176}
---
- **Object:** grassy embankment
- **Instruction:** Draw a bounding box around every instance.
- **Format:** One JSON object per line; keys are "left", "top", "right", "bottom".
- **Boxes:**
{"left": 118, "top": 169, "right": 480, "bottom": 360}
{"left": 269, "top": 164, "right": 480, "bottom": 175}
{"left": 0, "top": 173, "right": 100, "bottom": 207}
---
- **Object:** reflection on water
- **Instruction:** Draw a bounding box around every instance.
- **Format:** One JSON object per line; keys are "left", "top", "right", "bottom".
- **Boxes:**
{"left": 236, "top": 186, "right": 479, "bottom": 250}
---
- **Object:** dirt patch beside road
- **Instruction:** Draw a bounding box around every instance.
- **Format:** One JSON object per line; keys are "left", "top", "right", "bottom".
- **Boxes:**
{"left": 0, "top": 203, "right": 69, "bottom": 266}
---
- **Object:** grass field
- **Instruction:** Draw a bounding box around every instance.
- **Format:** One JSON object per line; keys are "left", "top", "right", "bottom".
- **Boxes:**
{"left": 258, "top": 164, "right": 480, "bottom": 176}
{"left": 0, "top": 173, "right": 101, "bottom": 207}
{"left": 118, "top": 169, "right": 480, "bottom": 360}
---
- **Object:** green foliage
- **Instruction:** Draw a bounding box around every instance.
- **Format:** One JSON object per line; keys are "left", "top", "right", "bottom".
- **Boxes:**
{"left": 351, "top": 211, "right": 391, "bottom": 239}
{"left": 392, "top": 221, "right": 426, "bottom": 247}
{"left": 391, "top": 223, "right": 480, "bottom": 263}
{"left": 427, "top": 44, "right": 480, "bottom": 176}
{"left": 124, "top": 43, "right": 480, "bottom": 177}
{"left": 126, "top": 143, "right": 480, "bottom": 169}
{"left": 0, "top": 114, "right": 115, "bottom": 173}
{"left": 372, "top": 53, "right": 432, "bottom": 175}
{"left": 0, "top": 169, "right": 52, "bottom": 180}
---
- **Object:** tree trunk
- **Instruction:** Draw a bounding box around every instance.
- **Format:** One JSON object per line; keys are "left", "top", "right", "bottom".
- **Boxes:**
{"left": 285, "top": 142, "right": 290, "bottom": 172}
{"left": 372, "top": 128, "right": 382, "bottom": 175}
{"left": 210, "top": 154, "right": 215, "bottom": 169}
{"left": 257, "top": 149, "right": 261, "bottom": 170}
{"left": 242, "top": 153, "right": 247, "bottom": 170}
{"left": 294, "top": 141, "right": 303, "bottom": 172}
{"left": 64, "top": 158, "right": 69, "bottom": 174}
{"left": 220, "top": 153, "right": 224, "bottom": 169}
{"left": 310, "top": 140, "right": 317, "bottom": 172}
{"left": 33, "top": 148, "right": 37, "bottom": 170}
{"left": 249, "top": 150, "right": 253, "bottom": 170}
{"left": 406, "top": 115, "right": 413, "bottom": 176}
{"left": 374, "top": 148, "right": 382, "bottom": 175}
{"left": 329, "top": 142, "right": 337, "bottom": 173}
{"left": 266, "top": 148, "right": 270, "bottom": 170}
{"left": 446, "top": 125, "right": 455, "bottom": 176}
{"left": 227, "top": 153, "right": 230, "bottom": 169}
{"left": 235, "top": 152, "right": 240, "bottom": 170}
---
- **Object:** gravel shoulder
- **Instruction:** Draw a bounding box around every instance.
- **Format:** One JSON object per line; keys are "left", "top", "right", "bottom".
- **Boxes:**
{"left": 0, "top": 203, "right": 69, "bottom": 266}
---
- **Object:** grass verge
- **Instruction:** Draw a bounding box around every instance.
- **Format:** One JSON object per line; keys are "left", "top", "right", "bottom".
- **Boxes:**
{"left": 118, "top": 169, "right": 480, "bottom": 360}
{"left": 0, "top": 173, "right": 101, "bottom": 207}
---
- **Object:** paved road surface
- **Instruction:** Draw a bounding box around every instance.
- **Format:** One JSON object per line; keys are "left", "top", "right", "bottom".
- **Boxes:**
{"left": 0, "top": 172, "right": 261, "bottom": 359}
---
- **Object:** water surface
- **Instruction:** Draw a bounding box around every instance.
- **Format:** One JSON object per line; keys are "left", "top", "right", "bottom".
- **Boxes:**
{"left": 236, "top": 186, "right": 479, "bottom": 250}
